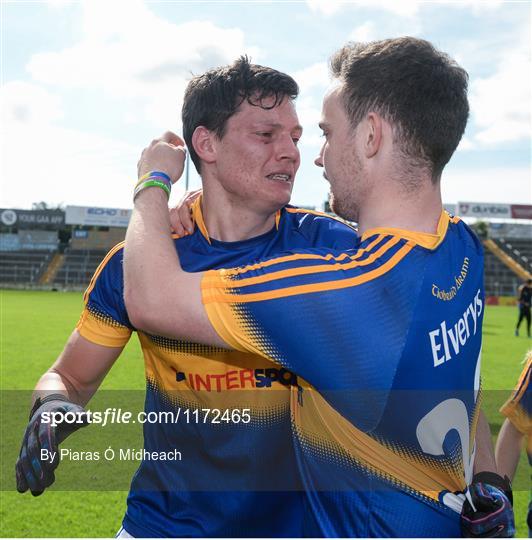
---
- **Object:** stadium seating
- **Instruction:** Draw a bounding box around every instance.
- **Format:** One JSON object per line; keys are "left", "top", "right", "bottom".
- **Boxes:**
{"left": 0, "top": 250, "right": 55, "bottom": 284}
{"left": 52, "top": 249, "right": 109, "bottom": 288}
{"left": 494, "top": 238, "right": 532, "bottom": 276}
{"left": 483, "top": 247, "right": 522, "bottom": 297}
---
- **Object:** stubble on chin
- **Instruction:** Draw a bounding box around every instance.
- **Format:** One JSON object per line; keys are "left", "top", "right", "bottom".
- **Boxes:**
{"left": 330, "top": 192, "right": 358, "bottom": 223}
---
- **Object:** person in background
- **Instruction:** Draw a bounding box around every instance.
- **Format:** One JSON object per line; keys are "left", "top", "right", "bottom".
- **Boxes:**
{"left": 515, "top": 279, "right": 531, "bottom": 338}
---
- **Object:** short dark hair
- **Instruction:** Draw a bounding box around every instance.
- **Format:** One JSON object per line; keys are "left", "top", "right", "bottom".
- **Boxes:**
{"left": 329, "top": 37, "right": 469, "bottom": 180}
{"left": 182, "top": 56, "right": 299, "bottom": 174}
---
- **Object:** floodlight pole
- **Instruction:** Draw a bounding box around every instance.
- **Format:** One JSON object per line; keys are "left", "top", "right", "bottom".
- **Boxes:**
{"left": 185, "top": 151, "right": 190, "bottom": 191}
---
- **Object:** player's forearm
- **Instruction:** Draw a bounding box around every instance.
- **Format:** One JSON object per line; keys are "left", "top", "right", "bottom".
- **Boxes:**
{"left": 473, "top": 410, "right": 497, "bottom": 474}
{"left": 33, "top": 366, "right": 96, "bottom": 407}
{"left": 33, "top": 370, "right": 69, "bottom": 400}
{"left": 32, "top": 332, "right": 123, "bottom": 408}
{"left": 495, "top": 419, "right": 523, "bottom": 481}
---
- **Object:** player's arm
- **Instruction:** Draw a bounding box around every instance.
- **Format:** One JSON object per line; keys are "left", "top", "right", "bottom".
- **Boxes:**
{"left": 16, "top": 331, "right": 123, "bottom": 496}
{"left": 495, "top": 419, "right": 523, "bottom": 481}
{"left": 34, "top": 330, "right": 123, "bottom": 406}
{"left": 495, "top": 355, "right": 530, "bottom": 481}
{"left": 473, "top": 410, "right": 497, "bottom": 474}
{"left": 124, "top": 132, "right": 225, "bottom": 347}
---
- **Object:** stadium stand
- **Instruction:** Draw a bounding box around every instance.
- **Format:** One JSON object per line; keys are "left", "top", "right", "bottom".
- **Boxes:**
{"left": 52, "top": 249, "right": 109, "bottom": 288}
{"left": 483, "top": 250, "right": 520, "bottom": 296}
{"left": 0, "top": 250, "right": 55, "bottom": 285}
{"left": 0, "top": 205, "right": 529, "bottom": 295}
{"left": 494, "top": 238, "right": 532, "bottom": 276}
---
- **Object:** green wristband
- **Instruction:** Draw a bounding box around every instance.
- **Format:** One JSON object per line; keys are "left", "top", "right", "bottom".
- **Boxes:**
{"left": 133, "top": 179, "right": 171, "bottom": 201}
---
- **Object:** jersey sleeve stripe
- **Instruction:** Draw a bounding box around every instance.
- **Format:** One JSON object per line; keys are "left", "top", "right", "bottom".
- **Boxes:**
{"left": 202, "top": 234, "right": 385, "bottom": 283}
{"left": 203, "top": 236, "right": 401, "bottom": 289}
{"left": 76, "top": 309, "right": 131, "bottom": 347}
{"left": 83, "top": 241, "right": 125, "bottom": 304}
{"left": 202, "top": 241, "right": 414, "bottom": 304}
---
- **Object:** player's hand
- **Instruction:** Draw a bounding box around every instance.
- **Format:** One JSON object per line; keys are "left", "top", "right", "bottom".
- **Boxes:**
{"left": 15, "top": 394, "right": 90, "bottom": 496}
{"left": 169, "top": 189, "right": 202, "bottom": 236}
{"left": 137, "top": 131, "right": 186, "bottom": 185}
{"left": 461, "top": 473, "right": 515, "bottom": 537}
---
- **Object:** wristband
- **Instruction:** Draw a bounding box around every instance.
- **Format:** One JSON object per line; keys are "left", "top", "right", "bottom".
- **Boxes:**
{"left": 135, "top": 174, "right": 172, "bottom": 193}
{"left": 134, "top": 179, "right": 171, "bottom": 201}
{"left": 138, "top": 170, "right": 172, "bottom": 184}
{"left": 29, "top": 393, "right": 72, "bottom": 420}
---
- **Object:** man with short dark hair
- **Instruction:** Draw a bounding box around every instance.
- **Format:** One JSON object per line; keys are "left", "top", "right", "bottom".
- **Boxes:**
{"left": 124, "top": 38, "right": 513, "bottom": 536}
{"left": 15, "top": 57, "right": 357, "bottom": 537}
{"left": 515, "top": 278, "right": 532, "bottom": 337}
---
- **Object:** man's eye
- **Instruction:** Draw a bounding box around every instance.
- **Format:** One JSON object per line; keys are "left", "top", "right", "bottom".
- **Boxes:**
{"left": 292, "top": 138, "right": 300, "bottom": 145}
{"left": 257, "top": 132, "right": 272, "bottom": 138}
{"left": 320, "top": 132, "right": 328, "bottom": 138}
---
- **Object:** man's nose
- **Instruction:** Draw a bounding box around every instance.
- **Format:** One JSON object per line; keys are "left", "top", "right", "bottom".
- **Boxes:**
{"left": 277, "top": 134, "right": 300, "bottom": 162}
{"left": 314, "top": 146, "right": 324, "bottom": 167}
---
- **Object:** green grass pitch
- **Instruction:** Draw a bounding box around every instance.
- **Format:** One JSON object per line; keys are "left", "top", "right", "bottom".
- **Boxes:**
{"left": 0, "top": 289, "right": 530, "bottom": 537}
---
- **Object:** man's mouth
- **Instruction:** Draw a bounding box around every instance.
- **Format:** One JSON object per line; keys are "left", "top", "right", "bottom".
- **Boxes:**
{"left": 266, "top": 173, "right": 292, "bottom": 183}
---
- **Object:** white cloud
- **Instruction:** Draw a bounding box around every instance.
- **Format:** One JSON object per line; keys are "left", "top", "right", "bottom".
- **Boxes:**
{"left": 291, "top": 64, "right": 329, "bottom": 148}
{"left": 293, "top": 62, "right": 329, "bottom": 92}
{"left": 306, "top": 0, "right": 344, "bottom": 17}
{"left": 45, "top": 0, "right": 72, "bottom": 8}
{"left": 0, "top": 81, "right": 64, "bottom": 126}
{"left": 349, "top": 21, "right": 377, "bottom": 42}
{"left": 442, "top": 167, "right": 531, "bottom": 205}
{"left": 20, "top": 0, "right": 262, "bottom": 136}
{"left": 456, "top": 137, "right": 474, "bottom": 153}
{"left": 453, "top": 0, "right": 504, "bottom": 15}
{"left": 0, "top": 82, "right": 188, "bottom": 209}
{"left": 470, "top": 48, "right": 531, "bottom": 145}
{"left": 296, "top": 96, "right": 323, "bottom": 148}
{"left": 306, "top": 0, "right": 420, "bottom": 17}
{"left": 0, "top": 119, "right": 189, "bottom": 210}
{"left": 26, "top": 0, "right": 258, "bottom": 125}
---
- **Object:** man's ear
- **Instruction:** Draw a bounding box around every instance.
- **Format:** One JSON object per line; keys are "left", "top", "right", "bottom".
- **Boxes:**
{"left": 191, "top": 126, "right": 217, "bottom": 165}
{"left": 364, "top": 112, "right": 383, "bottom": 158}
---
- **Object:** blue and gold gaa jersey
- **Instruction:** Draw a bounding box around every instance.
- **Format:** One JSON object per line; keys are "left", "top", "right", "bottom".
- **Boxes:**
{"left": 76, "top": 197, "right": 357, "bottom": 538}
{"left": 500, "top": 355, "right": 531, "bottom": 458}
{"left": 202, "top": 211, "right": 485, "bottom": 537}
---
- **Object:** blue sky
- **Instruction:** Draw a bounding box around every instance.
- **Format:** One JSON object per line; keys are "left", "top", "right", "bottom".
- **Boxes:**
{"left": 1, "top": 0, "right": 530, "bottom": 211}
